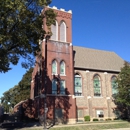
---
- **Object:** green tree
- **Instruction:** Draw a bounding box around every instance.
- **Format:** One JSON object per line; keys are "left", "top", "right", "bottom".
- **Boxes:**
{"left": 116, "top": 62, "right": 130, "bottom": 105}
{"left": 115, "top": 61, "right": 130, "bottom": 118}
{"left": 0, "top": 0, "right": 56, "bottom": 73}
{"left": 1, "top": 67, "right": 33, "bottom": 109}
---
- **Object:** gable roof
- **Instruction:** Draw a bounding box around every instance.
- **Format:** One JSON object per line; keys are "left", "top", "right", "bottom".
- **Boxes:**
{"left": 73, "top": 46, "right": 124, "bottom": 72}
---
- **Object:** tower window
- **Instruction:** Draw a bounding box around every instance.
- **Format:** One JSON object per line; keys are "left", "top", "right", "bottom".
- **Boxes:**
{"left": 60, "top": 21, "right": 66, "bottom": 42}
{"left": 60, "top": 61, "right": 65, "bottom": 75}
{"left": 51, "top": 21, "right": 58, "bottom": 41}
{"left": 60, "top": 80, "right": 65, "bottom": 94}
{"left": 52, "top": 79, "right": 57, "bottom": 94}
{"left": 52, "top": 60, "right": 57, "bottom": 75}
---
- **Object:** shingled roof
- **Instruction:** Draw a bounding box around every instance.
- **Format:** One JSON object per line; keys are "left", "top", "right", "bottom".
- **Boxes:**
{"left": 73, "top": 46, "right": 124, "bottom": 72}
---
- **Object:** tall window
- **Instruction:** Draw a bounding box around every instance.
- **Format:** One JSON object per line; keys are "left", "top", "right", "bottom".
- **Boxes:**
{"left": 51, "top": 21, "right": 58, "bottom": 41}
{"left": 52, "top": 79, "right": 57, "bottom": 94}
{"left": 52, "top": 60, "right": 57, "bottom": 74}
{"left": 93, "top": 74, "right": 101, "bottom": 97}
{"left": 60, "top": 61, "right": 65, "bottom": 75}
{"left": 111, "top": 76, "right": 118, "bottom": 95}
{"left": 60, "top": 80, "right": 65, "bottom": 94}
{"left": 74, "top": 74, "right": 82, "bottom": 96}
{"left": 60, "top": 21, "right": 66, "bottom": 42}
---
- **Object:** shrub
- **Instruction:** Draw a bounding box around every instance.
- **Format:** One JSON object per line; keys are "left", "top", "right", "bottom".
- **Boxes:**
{"left": 93, "top": 118, "right": 99, "bottom": 121}
{"left": 113, "top": 118, "right": 119, "bottom": 120}
{"left": 106, "top": 118, "right": 112, "bottom": 121}
{"left": 84, "top": 115, "right": 90, "bottom": 121}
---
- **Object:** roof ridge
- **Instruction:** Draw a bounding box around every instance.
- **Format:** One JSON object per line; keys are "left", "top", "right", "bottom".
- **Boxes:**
{"left": 73, "top": 45, "right": 114, "bottom": 53}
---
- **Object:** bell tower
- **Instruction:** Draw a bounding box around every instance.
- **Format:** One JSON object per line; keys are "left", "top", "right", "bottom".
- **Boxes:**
{"left": 41, "top": 6, "right": 76, "bottom": 124}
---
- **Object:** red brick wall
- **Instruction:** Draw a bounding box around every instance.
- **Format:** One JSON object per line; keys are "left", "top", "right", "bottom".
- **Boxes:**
{"left": 30, "top": 7, "right": 76, "bottom": 122}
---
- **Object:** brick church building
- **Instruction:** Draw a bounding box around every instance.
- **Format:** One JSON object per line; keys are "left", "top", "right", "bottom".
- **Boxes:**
{"left": 30, "top": 6, "right": 124, "bottom": 123}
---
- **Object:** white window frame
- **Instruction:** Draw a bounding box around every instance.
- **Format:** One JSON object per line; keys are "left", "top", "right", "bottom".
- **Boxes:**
{"left": 60, "top": 61, "right": 65, "bottom": 75}
{"left": 51, "top": 20, "right": 58, "bottom": 41}
{"left": 52, "top": 60, "right": 57, "bottom": 75}
{"left": 96, "top": 110, "right": 104, "bottom": 118}
{"left": 60, "top": 21, "right": 66, "bottom": 42}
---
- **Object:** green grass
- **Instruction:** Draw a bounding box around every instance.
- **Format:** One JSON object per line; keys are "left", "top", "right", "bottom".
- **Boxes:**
{"left": 21, "top": 121, "right": 130, "bottom": 130}
{"left": 51, "top": 122, "right": 130, "bottom": 130}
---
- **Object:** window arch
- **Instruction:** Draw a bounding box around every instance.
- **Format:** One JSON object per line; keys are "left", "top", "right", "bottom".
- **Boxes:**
{"left": 60, "top": 21, "right": 66, "bottom": 42}
{"left": 52, "top": 60, "right": 57, "bottom": 74}
{"left": 74, "top": 73, "right": 82, "bottom": 96}
{"left": 111, "top": 76, "right": 118, "bottom": 95}
{"left": 93, "top": 74, "right": 101, "bottom": 97}
{"left": 51, "top": 20, "right": 58, "bottom": 41}
{"left": 60, "top": 61, "right": 65, "bottom": 75}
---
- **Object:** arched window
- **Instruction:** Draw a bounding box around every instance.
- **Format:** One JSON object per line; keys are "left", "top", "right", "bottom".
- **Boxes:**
{"left": 74, "top": 73, "right": 82, "bottom": 96}
{"left": 93, "top": 74, "right": 101, "bottom": 97}
{"left": 60, "top": 61, "right": 65, "bottom": 75}
{"left": 60, "top": 21, "right": 66, "bottom": 42}
{"left": 52, "top": 79, "right": 57, "bottom": 94}
{"left": 111, "top": 76, "right": 118, "bottom": 95}
{"left": 51, "top": 21, "right": 58, "bottom": 41}
{"left": 52, "top": 60, "right": 57, "bottom": 74}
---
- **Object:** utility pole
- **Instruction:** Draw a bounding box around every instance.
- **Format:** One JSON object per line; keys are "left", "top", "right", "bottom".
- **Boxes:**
{"left": 43, "top": 35, "right": 49, "bottom": 130}
{"left": 38, "top": 33, "right": 48, "bottom": 129}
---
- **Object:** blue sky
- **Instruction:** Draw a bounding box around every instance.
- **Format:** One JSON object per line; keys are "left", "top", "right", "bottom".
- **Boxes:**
{"left": 0, "top": 0, "right": 130, "bottom": 98}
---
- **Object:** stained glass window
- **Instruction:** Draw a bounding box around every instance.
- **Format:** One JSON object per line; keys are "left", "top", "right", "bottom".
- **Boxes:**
{"left": 75, "top": 74, "right": 82, "bottom": 96}
{"left": 60, "top": 61, "right": 65, "bottom": 75}
{"left": 52, "top": 60, "right": 57, "bottom": 74}
{"left": 52, "top": 79, "right": 57, "bottom": 94}
{"left": 93, "top": 75, "right": 101, "bottom": 96}
{"left": 60, "top": 80, "right": 65, "bottom": 94}
{"left": 111, "top": 76, "right": 118, "bottom": 95}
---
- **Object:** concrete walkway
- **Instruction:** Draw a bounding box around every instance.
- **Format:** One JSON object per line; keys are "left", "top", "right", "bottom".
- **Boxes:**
{"left": 105, "top": 128, "right": 130, "bottom": 130}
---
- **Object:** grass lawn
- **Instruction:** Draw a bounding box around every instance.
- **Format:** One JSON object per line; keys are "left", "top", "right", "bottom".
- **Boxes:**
{"left": 22, "top": 121, "right": 130, "bottom": 130}
{"left": 51, "top": 122, "right": 130, "bottom": 130}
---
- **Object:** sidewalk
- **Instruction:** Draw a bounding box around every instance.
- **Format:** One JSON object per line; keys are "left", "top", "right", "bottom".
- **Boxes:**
{"left": 105, "top": 128, "right": 130, "bottom": 130}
